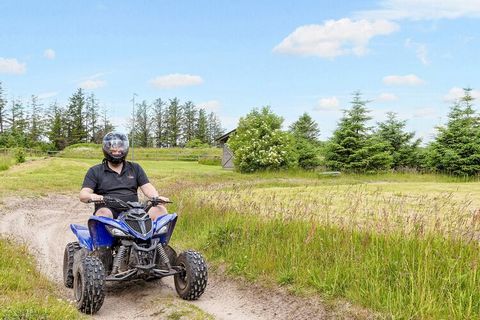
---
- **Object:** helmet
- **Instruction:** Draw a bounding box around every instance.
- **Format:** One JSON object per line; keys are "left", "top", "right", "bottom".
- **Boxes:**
{"left": 102, "top": 132, "right": 129, "bottom": 164}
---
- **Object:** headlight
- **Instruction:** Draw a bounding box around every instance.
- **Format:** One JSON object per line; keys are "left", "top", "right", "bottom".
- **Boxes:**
{"left": 156, "top": 224, "right": 169, "bottom": 235}
{"left": 106, "top": 225, "right": 129, "bottom": 237}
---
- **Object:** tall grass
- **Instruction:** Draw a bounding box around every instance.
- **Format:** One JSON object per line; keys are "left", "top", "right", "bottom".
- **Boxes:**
{"left": 0, "top": 154, "right": 14, "bottom": 171}
{"left": 170, "top": 185, "right": 480, "bottom": 319}
{"left": 0, "top": 239, "right": 82, "bottom": 319}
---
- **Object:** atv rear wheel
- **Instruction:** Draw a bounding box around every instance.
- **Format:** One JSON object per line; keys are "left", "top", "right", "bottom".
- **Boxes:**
{"left": 63, "top": 241, "right": 80, "bottom": 288}
{"left": 174, "top": 250, "right": 208, "bottom": 300}
{"left": 74, "top": 256, "right": 106, "bottom": 314}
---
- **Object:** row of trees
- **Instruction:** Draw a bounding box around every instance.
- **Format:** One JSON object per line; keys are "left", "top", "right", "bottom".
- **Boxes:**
{"left": 229, "top": 89, "right": 480, "bottom": 176}
{"left": 130, "top": 98, "right": 224, "bottom": 148}
{"left": 0, "top": 82, "right": 224, "bottom": 150}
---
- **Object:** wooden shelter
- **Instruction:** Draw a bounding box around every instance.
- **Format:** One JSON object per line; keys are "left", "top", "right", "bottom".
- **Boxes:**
{"left": 216, "top": 129, "right": 236, "bottom": 169}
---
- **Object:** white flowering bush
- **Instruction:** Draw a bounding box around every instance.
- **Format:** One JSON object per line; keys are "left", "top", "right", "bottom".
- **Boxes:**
{"left": 227, "top": 107, "right": 297, "bottom": 172}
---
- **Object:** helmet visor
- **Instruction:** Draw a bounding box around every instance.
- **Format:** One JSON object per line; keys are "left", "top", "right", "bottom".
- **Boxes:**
{"left": 103, "top": 133, "right": 129, "bottom": 158}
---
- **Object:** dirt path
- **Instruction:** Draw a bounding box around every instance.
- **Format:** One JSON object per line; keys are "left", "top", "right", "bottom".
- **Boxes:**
{"left": 0, "top": 195, "right": 343, "bottom": 319}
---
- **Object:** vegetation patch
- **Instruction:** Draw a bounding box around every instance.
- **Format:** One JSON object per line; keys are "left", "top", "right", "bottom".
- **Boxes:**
{"left": 174, "top": 197, "right": 480, "bottom": 319}
{"left": 0, "top": 238, "right": 81, "bottom": 319}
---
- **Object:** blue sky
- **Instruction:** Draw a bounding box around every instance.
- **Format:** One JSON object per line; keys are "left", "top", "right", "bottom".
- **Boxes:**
{"left": 1, "top": 0, "right": 479, "bottom": 142}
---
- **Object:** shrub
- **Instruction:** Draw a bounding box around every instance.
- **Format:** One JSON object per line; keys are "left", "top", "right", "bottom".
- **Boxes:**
{"left": 15, "top": 148, "right": 26, "bottom": 163}
{"left": 228, "top": 106, "right": 297, "bottom": 173}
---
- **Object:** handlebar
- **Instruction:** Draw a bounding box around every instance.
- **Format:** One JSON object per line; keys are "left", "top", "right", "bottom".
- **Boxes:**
{"left": 88, "top": 196, "right": 172, "bottom": 211}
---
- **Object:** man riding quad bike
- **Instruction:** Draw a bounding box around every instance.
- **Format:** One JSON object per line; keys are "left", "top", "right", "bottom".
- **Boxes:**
{"left": 63, "top": 132, "right": 207, "bottom": 314}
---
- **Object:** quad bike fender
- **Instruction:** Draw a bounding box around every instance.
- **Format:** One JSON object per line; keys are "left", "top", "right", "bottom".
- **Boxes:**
{"left": 87, "top": 216, "right": 125, "bottom": 249}
{"left": 70, "top": 224, "right": 93, "bottom": 251}
{"left": 153, "top": 213, "right": 177, "bottom": 244}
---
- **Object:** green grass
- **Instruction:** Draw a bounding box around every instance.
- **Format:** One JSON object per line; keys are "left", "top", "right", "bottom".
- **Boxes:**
{"left": 0, "top": 239, "right": 82, "bottom": 319}
{"left": 0, "top": 154, "right": 14, "bottom": 171}
{"left": 2, "top": 158, "right": 480, "bottom": 318}
{"left": 174, "top": 196, "right": 480, "bottom": 319}
{"left": 59, "top": 143, "right": 222, "bottom": 162}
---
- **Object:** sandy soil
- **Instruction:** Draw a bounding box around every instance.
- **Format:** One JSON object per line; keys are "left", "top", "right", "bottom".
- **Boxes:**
{"left": 0, "top": 195, "right": 358, "bottom": 319}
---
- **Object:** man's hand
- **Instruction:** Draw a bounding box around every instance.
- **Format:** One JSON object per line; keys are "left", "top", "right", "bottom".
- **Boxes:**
{"left": 90, "top": 194, "right": 104, "bottom": 202}
{"left": 152, "top": 195, "right": 170, "bottom": 203}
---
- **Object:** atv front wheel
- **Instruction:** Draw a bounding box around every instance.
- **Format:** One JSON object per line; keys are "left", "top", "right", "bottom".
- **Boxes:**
{"left": 174, "top": 250, "right": 208, "bottom": 300}
{"left": 63, "top": 241, "right": 80, "bottom": 288}
{"left": 74, "top": 256, "right": 106, "bottom": 314}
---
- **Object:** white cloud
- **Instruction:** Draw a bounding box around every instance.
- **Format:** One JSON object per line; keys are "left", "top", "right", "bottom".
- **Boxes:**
{"left": 150, "top": 74, "right": 203, "bottom": 89}
{"left": 79, "top": 79, "right": 106, "bottom": 89}
{"left": 315, "top": 96, "right": 340, "bottom": 111}
{"left": 376, "top": 92, "right": 398, "bottom": 102}
{"left": 383, "top": 74, "right": 425, "bottom": 86}
{"left": 38, "top": 91, "right": 59, "bottom": 99}
{"left": 44, "top": 49, "right": 56, "bottom": 60}
{"left": 405, "top": 39, "right": 429, "bottom": 65}
{"left": 444, "top": 87, "right": 480, "bottom": 102}
{"left": 356, "top": 0, "right": 480, "bottom": 21}
{"left": 273, "top": 18, "right": 399, "bottom": 58}
{"left": 197, "top": 100, "right": 221, "bottom": 112}
{"left": 219, "top": 115, "right": 239, "bottom": 130}
{"left": 0, "top": 57, "right": 26, "bottom": 75}
{"left": 413, "top": 107, "right": 437, "bottom": 118}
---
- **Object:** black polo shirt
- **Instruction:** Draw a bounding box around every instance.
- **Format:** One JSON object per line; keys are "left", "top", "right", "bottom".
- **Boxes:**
{"left": 82, "top": 160, "right": 149, "bottom": 206}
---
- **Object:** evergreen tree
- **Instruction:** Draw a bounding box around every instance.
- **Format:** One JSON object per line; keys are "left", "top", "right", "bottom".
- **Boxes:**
{"left": 66, "top": 88, "right": 87, "bottom": 145}
{"left": 85, "top": 93, "right": 100, "bottom": 143}
{"left": 47, "top": 102, "right": 67, "bottom": 150}
{"left": 426, "top": 88, "right": 480, "bottom": 175}
{"left": 165, "top": 98, "right": 182, "bottom": 147}
{"left": 207, "top": 112, "right": 224, "bottom": 146}
{"left": 4, "top": 98, "right": 29, "bottom": 147}
{"left": 376, "top": 112, "right": 421, "bottom": 169}
{"left": 153, "top": 98, "right": 166, "bottom": 147}
{"left": 182, "top": 101, "right": 197, "bottom": 145}
{"left": 0, "top": 82, "right": 6, "bottom": 134}
{"left": 196, "top": 108, "right": 208, "bottom": 144}
{"left": 289, "top": 112, "right": 320, "bottom": 143}
{"left": 28, "top": 95, "right": 44, "bottom": 143}
{"left": 95, "top": 106, "right": 115, "bottom": 143}
{"left": 131, "top": 100, "right": 152, "bottom": 147}
{"left": 324, "top": 92, "right": 392, "bottom": 172}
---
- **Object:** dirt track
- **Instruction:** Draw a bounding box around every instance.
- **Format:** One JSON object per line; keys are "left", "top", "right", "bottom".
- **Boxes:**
{"left": 0, "top": 195, "right": 338, "bottom": 319}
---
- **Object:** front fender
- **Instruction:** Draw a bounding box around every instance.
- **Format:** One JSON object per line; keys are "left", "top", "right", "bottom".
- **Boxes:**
{"left": 88, "top": 216, "right": 126, "bottom": 248}
{"left": 153, "top": 213, "right": 177, "bottom": 245}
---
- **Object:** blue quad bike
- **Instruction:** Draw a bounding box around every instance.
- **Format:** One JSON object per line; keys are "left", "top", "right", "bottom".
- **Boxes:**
{"left": 63, "top": 197, "right": 208, "bottom": 314}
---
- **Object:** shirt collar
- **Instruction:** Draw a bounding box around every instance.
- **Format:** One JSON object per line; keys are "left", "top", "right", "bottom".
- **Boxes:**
{"left": 103, "top": 159, "right": 128, "bottom": 174}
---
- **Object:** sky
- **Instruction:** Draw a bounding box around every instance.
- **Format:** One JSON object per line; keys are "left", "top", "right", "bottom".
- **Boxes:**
{"left": 1, "top": 0, "right": 480, "bottom": 143}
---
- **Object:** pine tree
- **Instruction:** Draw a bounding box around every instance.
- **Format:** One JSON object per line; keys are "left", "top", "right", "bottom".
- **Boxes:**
{"left": 95, "top": 106, "right": 115, "bottom": 143}
{"left": 0, "top": 82, "right": 6, "bottom": 134}
{"left": 131, "top": 100, "right": 152, "bottom": 147}
{"left": 182, "top": 101, "right": 197, "bottom": 145}
{"left": 207, "top": 112, "right": 224, "bottom": 146}
{"left": 196, "top": 108, "right": 208, "bottom": 144}
{"left": 289, "top": 112, "right": 320, "bottom": 143}
{"left": 324, "top": 92, "right": 392, "bottom": 172}
{"left": 85, "top": 93, "right": 100, "bottom": 143}
{"left": 28, "top": 95, "right": 44, "bottom": 143}
{"left": 165, "top": 98, "right": 182, "bottom": 147}
{"left": 426, "top": 88, "right": 480, "bottom": 175}
{"left": 47, "top": 102, "right": 67, "bottom": 150}
{"left": 66, "top": 88, "right": 87, "bottom": 145}
{"left": 376, "top": 112, "right": 421, "bottom": 169}
{"left": 153, "top": 98, "right": 166, "bottom": 147}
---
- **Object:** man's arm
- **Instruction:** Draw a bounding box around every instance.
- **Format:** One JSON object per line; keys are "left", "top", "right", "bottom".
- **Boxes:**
{"left": 139, "top": 183, "right": 169, "bottom": 202}
{"left": 79, "top": 187, "right": 104, "bottom": 203}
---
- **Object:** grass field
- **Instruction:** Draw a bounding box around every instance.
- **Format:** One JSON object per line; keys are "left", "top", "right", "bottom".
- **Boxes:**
{"left": 58, "top": 143, "right": 222, "bottom": 162}
{"left": 2, "top": 157, "right": 480, "bottom": 318}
